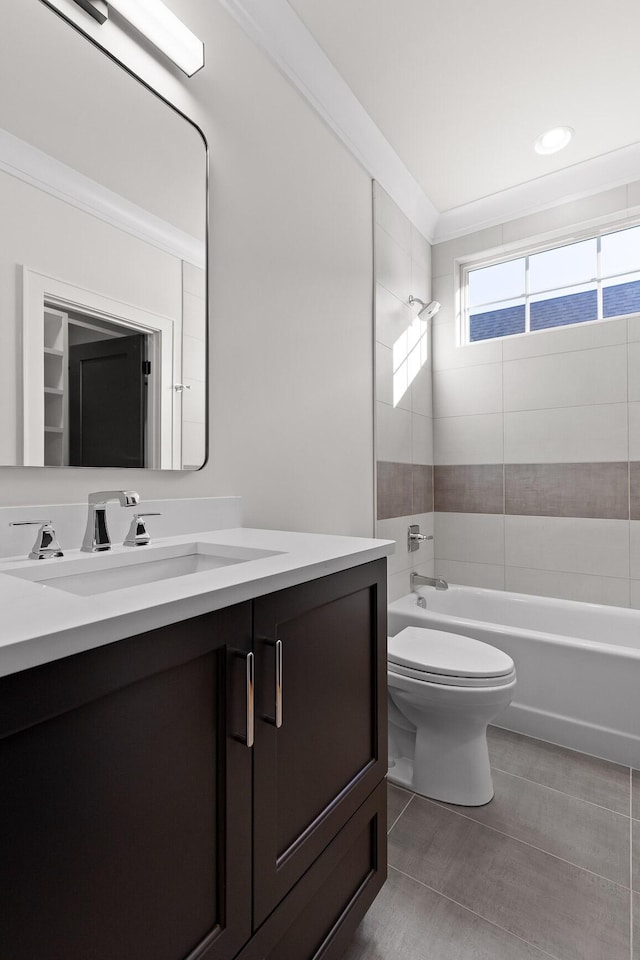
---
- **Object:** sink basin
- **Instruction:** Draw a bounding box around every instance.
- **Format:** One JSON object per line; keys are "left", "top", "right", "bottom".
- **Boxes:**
{"left": 3, "top": 542, "right": 282, "bottom": 596}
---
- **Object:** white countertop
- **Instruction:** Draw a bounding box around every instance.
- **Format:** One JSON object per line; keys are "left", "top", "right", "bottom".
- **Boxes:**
{"left": 0, "top": 528, "right": 393, "bottom": 678}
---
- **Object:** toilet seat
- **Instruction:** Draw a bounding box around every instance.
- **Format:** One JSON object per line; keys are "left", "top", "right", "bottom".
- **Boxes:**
{"left": 388, "top": 626, "right": 515, "bottom": 688}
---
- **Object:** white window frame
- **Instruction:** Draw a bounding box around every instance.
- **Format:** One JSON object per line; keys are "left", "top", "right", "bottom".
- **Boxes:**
{"left": 459, "top": 218, "right": 640, "bottom": 345}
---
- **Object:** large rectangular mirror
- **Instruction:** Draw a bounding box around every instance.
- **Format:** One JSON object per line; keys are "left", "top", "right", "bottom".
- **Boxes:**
{"left": 0, "top": 2, "right": 207, "bottom": 469}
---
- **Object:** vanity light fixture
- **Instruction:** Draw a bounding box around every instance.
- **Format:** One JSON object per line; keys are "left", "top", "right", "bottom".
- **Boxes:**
{"left": 534, "top": 126, "right": 574, "bottom": 155}
{"left": 72, "top": 0, "right": 205, "bottom": 76}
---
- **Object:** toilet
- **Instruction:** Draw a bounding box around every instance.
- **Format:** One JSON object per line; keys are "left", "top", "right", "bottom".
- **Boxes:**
{"left": 387, "top": 626, "right": 516, "bottom": 806}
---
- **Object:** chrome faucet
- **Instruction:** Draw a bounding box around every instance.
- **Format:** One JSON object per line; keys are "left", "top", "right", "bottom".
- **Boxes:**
{"left": 82, "top": 490, "right": 140, "bottom": 552}
{"left": 410, "top": 571, "right": 448, "bottom": 592}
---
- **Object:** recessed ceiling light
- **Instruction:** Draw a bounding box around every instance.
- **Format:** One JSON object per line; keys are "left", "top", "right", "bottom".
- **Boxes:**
{"left": 534, "top": 126, "right": 574, "bottom": 155}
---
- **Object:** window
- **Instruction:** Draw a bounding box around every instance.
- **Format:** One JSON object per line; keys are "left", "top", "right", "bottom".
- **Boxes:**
{"left": 464, "top": 224, "right": 640, "bottom": 342}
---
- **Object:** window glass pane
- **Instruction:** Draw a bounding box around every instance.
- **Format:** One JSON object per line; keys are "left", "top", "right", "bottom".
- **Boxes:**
{"left": 601, "top": 226, "right": 640, "bottom": 278}
{"left": 529, "top": 239, "right": 596, "bottom": 293}
{"left": 603, "top": 272, "right": 640, "bottom": 317}
{"left": 530, "top": 283, "right": 597, "bottom": 330}
{"left": 468, "top": 258, "right": 525, "bottom": 307}
{"left": 470, "top": 299, "right": 525, "bottom": 341}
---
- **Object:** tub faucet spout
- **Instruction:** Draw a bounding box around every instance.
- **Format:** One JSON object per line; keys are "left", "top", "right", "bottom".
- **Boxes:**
{"left": 411, "top": 572, "right": 448, "bottom": 592}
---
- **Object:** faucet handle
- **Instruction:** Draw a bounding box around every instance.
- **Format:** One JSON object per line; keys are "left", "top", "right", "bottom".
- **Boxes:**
{"left": 407, "top": 524, "right": 434, "bottom": 552}
{"left": 123, "top": 513, "right": 161, "bottom": 547}
{"left": 9, "top": 520, "right": 64, "bottom": 559}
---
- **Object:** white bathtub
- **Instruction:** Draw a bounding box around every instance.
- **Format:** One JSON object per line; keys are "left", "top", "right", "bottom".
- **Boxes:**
{"left": 388, "top": 585, "right": 640, "bottom": 768}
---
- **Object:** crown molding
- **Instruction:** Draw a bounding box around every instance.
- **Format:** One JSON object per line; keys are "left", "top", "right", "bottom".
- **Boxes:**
{"left": 219, "top": 0, "right": 439, "bottom": 243}
{"left": 0, "top": 127, "right": 205, "bottom": 268}
{"left": 434, "top": 142, "right": 640, "bottom": 243}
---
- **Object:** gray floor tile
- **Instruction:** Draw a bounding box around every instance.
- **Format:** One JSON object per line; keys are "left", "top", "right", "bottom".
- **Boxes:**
{"left": 488, "top": 726, "right": 630, "bottom": 814}
{"left": 387, "top": 781, "right": 412, "bottom": 831}
{"left": 341, "top": 868, "right": 551, "bottom": 960}
{"left": 435, "top": 768, "right": 630, "bottom": 886}
{"left": 634, "top": 819, "right": 640, "bottom": 892}
{"left": 634, "top": 769, "right": 640, "bottom": 820}
{"left": 389, "top": 796, "right": 630, "bottom": 960}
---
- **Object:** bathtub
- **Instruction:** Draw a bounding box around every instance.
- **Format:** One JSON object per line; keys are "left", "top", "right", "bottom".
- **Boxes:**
{"left": 388, "top": 585, "right": 640, "bottom": 768}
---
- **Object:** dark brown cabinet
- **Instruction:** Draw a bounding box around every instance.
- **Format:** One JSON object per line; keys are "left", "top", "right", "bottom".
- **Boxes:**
{"left": 0, "top": 559, "right": 387, "bottom": 960}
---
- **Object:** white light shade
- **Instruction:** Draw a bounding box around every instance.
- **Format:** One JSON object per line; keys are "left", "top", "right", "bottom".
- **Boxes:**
{"left": 109, "top": 0, "right": 204, "bottom": 76}
{"left": 534, "top": 126, "right": 574, "bottom": 155}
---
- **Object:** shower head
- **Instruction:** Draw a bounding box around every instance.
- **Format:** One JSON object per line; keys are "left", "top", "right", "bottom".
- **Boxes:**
{"left": 408, "top": 296, "right": 441, "bottom": 320}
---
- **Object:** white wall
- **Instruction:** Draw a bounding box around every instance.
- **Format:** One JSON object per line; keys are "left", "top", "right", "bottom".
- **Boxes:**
{"left": 0, "top": 1, "right": 374, "bottom": 538}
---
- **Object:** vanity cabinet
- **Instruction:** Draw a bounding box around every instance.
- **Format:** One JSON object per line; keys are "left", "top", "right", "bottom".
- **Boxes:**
{"left": 0, "top": 559, "right": 387, "bottom": 960}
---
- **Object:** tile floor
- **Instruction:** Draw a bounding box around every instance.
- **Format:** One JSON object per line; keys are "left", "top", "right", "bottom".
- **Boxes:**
{"left": 343, "top": 726, "right": 639, "bottom": 960}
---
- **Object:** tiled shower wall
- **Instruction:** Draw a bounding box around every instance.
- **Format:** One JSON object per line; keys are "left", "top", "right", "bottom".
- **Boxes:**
{"left": 431, "top": 184, "right": 640, "bottom": 607}
{"left": 373, "top": 183, "right": 434, "bottom": 601}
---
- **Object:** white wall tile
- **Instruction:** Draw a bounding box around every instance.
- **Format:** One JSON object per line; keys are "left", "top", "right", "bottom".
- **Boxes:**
{"left": 182, "top": 334, "right": 207, "bottom": 381}
{"left": 434, "top": 558, "right": 505, "bottom": 590}
{"left": 410, "top": 362, "right": 432, "bottom": 417}
{"left": 504, "top": 515, "right": 629, "bottom": 578}
{"left": 181, "top": 378, "right": 206, "bottom": 423}
{"left": 374, "top": 225, "right": 412, "bottom": 301}
{"left": 182, "top": 262, "right": 206, "bottom": 299}
{"left": 182, "top": 420, "right": 206, "bottom": 469}
{"left": 411, "top": 225, "right": 431, "bottom": 270}
{"left": 412, "top": 413, "right": 433, "bottom": 465}
{"left": 627, "top": 316, "right": 640, "bottom": 342}
{"left": 410, "top": 259, "right": 431, "bottom": 304}
{"left": 629, "top": 521, "right": 640, "bottom": 579}
{"left": 388, "top": 569, "right": 412, "bottom": 602}
{"left": 628, "top": 342, "right": 640, "bottom": 401}
{"left": 376, "top": 401, "right": 412, "bottom": 462}
{"left": 375, "top": 342, "right": 393, "bottom": 406}
{"left": 503, "top": 403, "right": 628, "bottom": 463}
{"left": 183, "top": 290, "right": 206, "bottom": 340}
{"left": 434, "top": 413, "right": 504, "bottom": 465}
{"left": 503, "top": 345, "right": 627, "bottom": 412}
{"left": 376, "top": 515, "right": 413, "bottom": 577}
{"left": 504, "top": 566, "right": 630, "bottom": 607}
{"left": 501, "top": 187, "right": 628, "bottom": 246}
{"left": 502, "top": 318, "right": 627, "bottom": 362}
{"left": 375, "top": 283, "right": 415, "bottom": 349}
{"left": 434, "top": 512, "right": 505, "bottom": 565}
{"left": 432, "top": 320, "right": 502, "bottom": 370}
{"left": 431, "top": 274, "right": 455, "bottom": 326}
{"left": 629, "top": 403, "right": 640, "bottom": 460}
{"left": 373, "top": 183, "right": 412, "bottom": 254}
{"left": 431, "top": 225, "right": 503, "bottom": 280}
{"left": 413, "top": 558, "right": 436, "bottom": 581}
{"left": 433, "top": 363, "right": 502, "bottom": 418}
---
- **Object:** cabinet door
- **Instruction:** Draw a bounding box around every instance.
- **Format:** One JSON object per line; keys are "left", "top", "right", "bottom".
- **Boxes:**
{"left": 252, "top": 559, "right": 387, "bottom": 926}
{"left": 0, "top": 605, "right": 252, "bottom": 960}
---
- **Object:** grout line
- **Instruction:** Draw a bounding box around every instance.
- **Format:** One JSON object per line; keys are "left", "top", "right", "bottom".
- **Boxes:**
{"left": 489, "top": 765, "right": 631, "bottom": 817}
{"left": 387, "top": 787, "right": 415, "bottom": 836}
{"left": 387, "top": 865, "right": 563, "bottom": 960}
{"left": 414, "top": 794, "right": 632, "bottom": 890}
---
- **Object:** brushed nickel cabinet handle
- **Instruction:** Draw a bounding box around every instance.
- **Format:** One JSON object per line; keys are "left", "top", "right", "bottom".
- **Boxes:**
{"left": 274, "top": 639, "right": 283, "bottom": 729}
{"left": 245, "top": 652, "right": 255, "bottom": 748}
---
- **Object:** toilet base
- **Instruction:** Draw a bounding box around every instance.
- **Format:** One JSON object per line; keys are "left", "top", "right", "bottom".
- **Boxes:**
{"left": 388, "top": 729, "right": 495, "bottom": 806}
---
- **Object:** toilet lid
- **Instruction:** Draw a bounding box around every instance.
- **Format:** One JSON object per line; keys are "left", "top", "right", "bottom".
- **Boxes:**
{"left": 388, "top": 626, "right": 515, "bottom": 679}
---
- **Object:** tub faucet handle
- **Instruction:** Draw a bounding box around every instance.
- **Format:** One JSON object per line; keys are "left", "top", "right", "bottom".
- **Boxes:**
{"left": 408, "top": 524, "right": 434, "bottom": 552}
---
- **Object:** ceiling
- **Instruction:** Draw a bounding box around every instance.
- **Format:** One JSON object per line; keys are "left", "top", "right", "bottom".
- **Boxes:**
{"left": 285, "top": 0, "right": 640, "bottom": 217}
